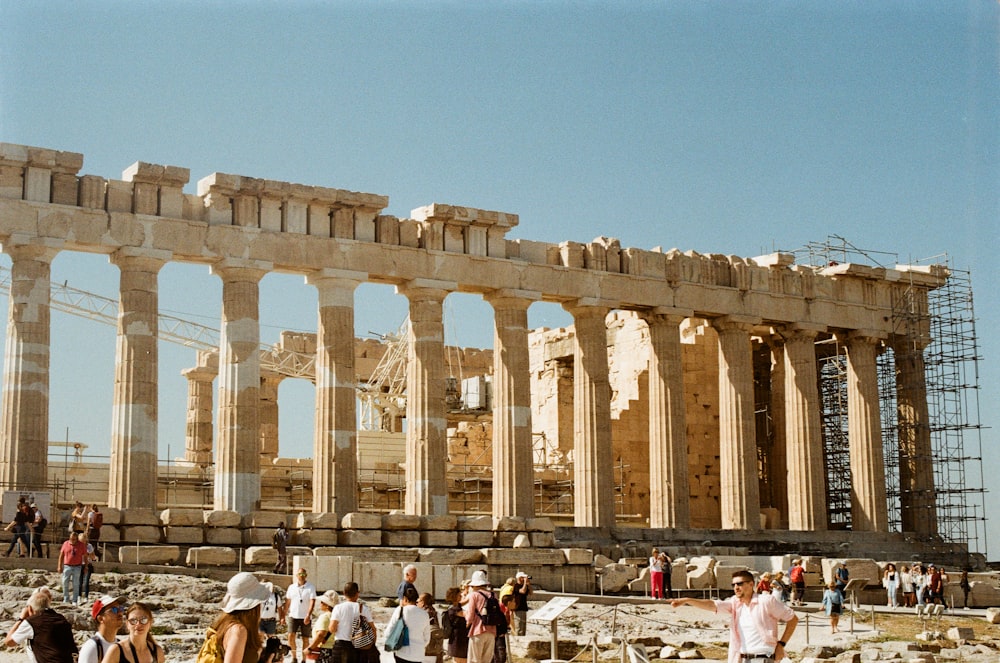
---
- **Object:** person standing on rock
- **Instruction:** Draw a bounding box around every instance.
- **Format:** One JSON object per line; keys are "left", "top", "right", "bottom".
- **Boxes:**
{"left": 4, "top": 586, "right": 78, "bottom": 662}
{"left": 397, "top": 564, "right": 418, "bottom": 600}
{"left": 79, "top": 595, "right": 125, "bottom": 663}
{"left": 272, "top": 522, "right": 288, "bottom": 575}
{"left": 285, "top": 568, "right": 317, "bottom": 663}
{"left": 670, "top": 569, "right": 798, "bottom": 663}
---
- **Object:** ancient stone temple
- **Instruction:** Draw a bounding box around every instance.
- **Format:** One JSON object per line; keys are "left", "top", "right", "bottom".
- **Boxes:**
{"left": 0, "top": 143, "right": 953, "bottom": 553}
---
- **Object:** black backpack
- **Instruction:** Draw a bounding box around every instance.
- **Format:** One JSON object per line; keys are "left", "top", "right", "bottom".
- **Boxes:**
{"left": 478, "top": 591, "right": 507, "bottom": 634}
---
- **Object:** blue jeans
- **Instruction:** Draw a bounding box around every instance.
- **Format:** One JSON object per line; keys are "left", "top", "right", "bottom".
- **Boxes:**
{"left": 79, "top": 563, "right": 92, "bottom": 599}
{"left": 62, "top": 565, "right": 82, "bottom": 603}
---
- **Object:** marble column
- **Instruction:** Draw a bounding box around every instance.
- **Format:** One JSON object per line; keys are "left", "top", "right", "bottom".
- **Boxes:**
{"left": 182, "top": 363, "right": 216, "bottom": 467}
{"left": 107, "top": 249, "right": 168, "bottom": 510}
{"left": 843, "top": 332, "right": 889, "bottom": 532}
{"left": 259, "top": 371, "right": 282, "bottom": 463}
{"left": 563, "top": 301, "right": 614, "bottom": 529}
{"left": 642, "top": 310, "right": 691, "bottom": 529}
{"left": 712, "top": 316, "right": 761, "bottom": 531}
{"left": 211, "top": 260, "right": 270, "bottom": 514}
{"left": 0, "top": 242, "right": 58, "bottom": 491}
{"left": 308, "top": 271, "right": 364, "bottom": 515}
{"left": 768, "top": 340, "right": 789, "bottom": 527}
{"left": 487, "top": 290, "right": 537, "bottom": 519}
{"left": 780, "top": 326, "right": 827, "bottom": 531}
{"left": 398, "top": 281, "right": 451, "bottom": 515}
{"left": 893, "top": 335, "right": 937, "bottom": 536}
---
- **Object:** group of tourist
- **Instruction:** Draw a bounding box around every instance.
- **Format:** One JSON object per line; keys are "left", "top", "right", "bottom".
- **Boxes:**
{"left": 3, "top": 498, "right": 47, "bottom": 558}
{"left": 886, "top": 562, "right": 954, "bottom": 608}
{"left": 3, "top": 588, "right": 165, "bottom": 663}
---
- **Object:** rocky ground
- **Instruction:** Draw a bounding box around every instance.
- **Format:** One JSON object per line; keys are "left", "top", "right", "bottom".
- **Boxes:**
{"left": 0, "top": 569, "right": 998, "bottom": 662}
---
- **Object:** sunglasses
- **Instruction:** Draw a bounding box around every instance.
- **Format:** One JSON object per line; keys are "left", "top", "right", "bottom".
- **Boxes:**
{"left": 732, "top": 580, "right": 750, "bottom": 588}
{"left": 128, "top": 617, "right": 151, "bottom": 625}
{"left": 107, "top": 606, "right": 126, "bottom": 615}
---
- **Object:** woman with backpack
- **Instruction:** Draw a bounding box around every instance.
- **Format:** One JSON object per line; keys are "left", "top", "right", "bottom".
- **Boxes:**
{"left": 204, "top": 572, "right": 276, "bottom": 663}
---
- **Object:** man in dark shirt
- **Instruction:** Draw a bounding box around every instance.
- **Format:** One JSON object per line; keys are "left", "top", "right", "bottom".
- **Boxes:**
{"left": 4, "top": 587, "right": 77, "bottom": 663}
{"left": 397, "top": 564, "right": 418, "bottom": 600}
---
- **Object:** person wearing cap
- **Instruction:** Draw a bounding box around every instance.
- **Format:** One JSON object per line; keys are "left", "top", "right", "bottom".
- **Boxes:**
{"left": 212, "top": 571, "right": 275, "bottom": 663}
{"left": 285, "top": 568, "right": 317, "bottom": 663}
{"left": 78, "top": 595, "right": 125, "bottom": 663}
{"left": 461, "top": 570, "right": 496, "bottom": 663}
{"left": 4, "top": 586, "right": 78, "bottom": 662}
{"left": 306, "top": 590, "right": 339, "bottom": 658}
{"left": 510, "top": 572, "right": 532, "bottom": 636}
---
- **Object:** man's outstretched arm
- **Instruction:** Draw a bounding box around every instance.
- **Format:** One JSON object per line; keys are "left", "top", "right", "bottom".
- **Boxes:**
{"left": 670, "top": 597, "right": 716, "bottom": 612}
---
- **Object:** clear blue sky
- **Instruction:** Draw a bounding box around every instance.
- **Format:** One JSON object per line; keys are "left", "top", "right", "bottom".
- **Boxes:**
{"left": 2, "top": 2, "right": 997, "bottom": 553}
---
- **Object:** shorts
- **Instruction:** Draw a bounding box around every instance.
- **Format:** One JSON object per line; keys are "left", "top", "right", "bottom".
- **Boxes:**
{"left": 287, "top": 616, "right": 312, "bottom": 637}
{"left": 260, "top": 618, "right": 277, "bottom": 635}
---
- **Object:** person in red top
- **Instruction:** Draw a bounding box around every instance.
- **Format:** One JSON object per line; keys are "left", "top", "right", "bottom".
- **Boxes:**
{"left": 461, "top": 571, "right": 496, "bottom": 663}
{"left": 57, "top": 531, "right": 87, "bottom": 605}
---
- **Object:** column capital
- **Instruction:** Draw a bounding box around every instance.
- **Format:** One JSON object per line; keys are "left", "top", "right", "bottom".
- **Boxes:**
{"left": 835, "top": 329, "right": 888, "bottom": 345}
{"left": 109, "top": 247, "right": 171, "bottom": 271}
{"left": 305, "top": 268, "right": 368, "bottom": 287}
{"left": 562, "top": 299, "right": 614, "bottom": 319}
{"left": 181, "top": 365, "right": 218, "bottom": 381}
{"left": 775, "top": 322, "right": 826, "bottom": 342}
{"left": 484, "top": 289, "right": 541, "bottom": 309}
{"left": 2, "top": 237, "right": 61, "bottom": 262}
{"left": 710, "top": 314, "right": 761, "bottom": 334}
{"left": 210, "top": 258, "right": 272, "bottom": 281}
{"left": 395, "top": 278, "right": 455, "bottom": 301}
{"left": 638, "top": 306, "right": 693, "bottom": 326}
{"left": 890, "top": 333, "right": 931, "bottom": 354}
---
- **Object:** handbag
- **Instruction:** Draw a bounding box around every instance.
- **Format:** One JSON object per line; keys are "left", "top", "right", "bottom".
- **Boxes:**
{"left": 384, "top": 606, "right": 409, "bottom": 652}
{"left": 351, "top": 602, "right": 377, "bottom": 650}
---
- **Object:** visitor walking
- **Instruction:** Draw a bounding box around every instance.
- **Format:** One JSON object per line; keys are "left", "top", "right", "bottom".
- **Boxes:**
{"left": 272, "top": 521, "right": 288, "bottom": 575}
{"left": 285, "top": 568, "right": 317, "bottom": 663}
{"left": 821, "top": 581, "right": 843, "bottom": 634}
{"left": 57, "top": 530, "right": 87, "bottom": 605}
{"left": 882, "top": 563, "right": 899, "bottom": 608}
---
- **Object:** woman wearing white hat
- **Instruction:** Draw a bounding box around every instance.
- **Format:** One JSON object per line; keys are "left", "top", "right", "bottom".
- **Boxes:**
{"left": 211, "top": 572, "right": 276, "bottom": 663}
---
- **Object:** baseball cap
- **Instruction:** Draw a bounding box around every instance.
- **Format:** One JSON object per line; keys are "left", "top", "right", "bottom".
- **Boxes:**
{"left": 92, "top": 595, "right": 123, "bottom": 620}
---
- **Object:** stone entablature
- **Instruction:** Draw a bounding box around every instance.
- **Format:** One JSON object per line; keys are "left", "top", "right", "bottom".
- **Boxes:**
{"left": 0, "top": 143, "right": 944, "bottom": 331}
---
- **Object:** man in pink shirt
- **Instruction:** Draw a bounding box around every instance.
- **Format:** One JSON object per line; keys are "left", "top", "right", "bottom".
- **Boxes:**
{"left": 56, "top": 531, "right": 88, "bottom": 605}
{"left": 671, "top": 569, "right": 797, "bottom": 663}
{"left": 462, "top": 570, "right": 496, "bottom": 663}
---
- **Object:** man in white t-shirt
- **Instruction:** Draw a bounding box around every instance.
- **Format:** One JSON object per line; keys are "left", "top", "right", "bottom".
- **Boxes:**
{"left": 328, "top": 582, "right": 375, "bottom": 661}
{"left": 78, "top": 595, "right": 124, "bottom": 663}
{"left": 284, "top": 568, "right": 317, "bottom": 663}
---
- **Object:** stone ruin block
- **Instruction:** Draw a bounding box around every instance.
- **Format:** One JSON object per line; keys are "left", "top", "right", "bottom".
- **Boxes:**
{"left": 295, "top": 512, "right": 340, "bottom": 529}
{"left": 599, "top": 563, "right": 636, "bottom": 592}
{"left": 205, "top": 528, "right": 242, "bottom": 545}
{"left": 159, "top": 508, "right": 203, "bottom": 527}
{"left": 241, "top": 511, "right": 286, "bottom": 528}
{"left": 294, "top": 529, "right": 340, "bottom": 546}
{"left": 483, "top": 548, "right": 565, "bottom": 567}
{"left": 120, "top": 526, "right": 162, "bottom": 544}
{"left": 494, "top": 532, "right": 519, "bottom": 547}
{"left": 458, "top": 516, "right": 493, "bottom": 532}
{"left": 203, "top": 510, "right": 241, "bottom": 528}
{"left": 530, "top": 532, "right": 556, "bottom": 548}
{"left": 382, "top": 513, "right": 421, "bottom": 531}
{"left": 243, "top": 528, "right": 277, "bottom": 546}
{"left": 434, "top": 564, "right": 480, "bottom": 594}
{"left": 947, "top": 627, "right": 975, "bottom": 641}
{"left": 418, "top": 548, "right": 483, "bottom": 565}
{"left": 163, "top": 527, "right": 203, "bottom": 545}
{"left": 338, "top": 529, "right": 382, "bottom": 546}
{"left": 341, "top": 512, "right": 381, "bottom": 530}
{"left": 526, "top": 517, "right": 555, "bottom": 533}
{"left": 420, "top": 531, "right": 458, "bottom": 548}
{"left": 118, "top": 545, "right": 179, "bottom": 565}
{"left": 383, "top": 531, "right": 421, "bottom": 547}
{"left": 420, "top": 514, "right": 458, "bottom": 531}
{"left": 312, "top": 555, "right": 354, "bottom": 592}
{"left": 187, "top": 546, "right": 236, "bottom": 567}
{"left": 121, "top": 508, "right": 159, "bottom": 527}
{"left": 245, "top": 546, "right": 278, "bottom": 566}
{"left": 493, "top": 516, "right": 526, "bottom": 532}
{"left": 985, "top": 607, "right": 1000, "bottom": 624}
{"left": 100, "top": 507, "right": 123, "bottom": 526}
{"left": 562, "top": 548, "right": 594, "bottom": 565}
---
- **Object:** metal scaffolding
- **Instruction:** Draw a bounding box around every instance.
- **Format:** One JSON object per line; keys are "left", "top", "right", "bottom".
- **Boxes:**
{"left": 786, "top": 237, "right": 987, "bottom": 552}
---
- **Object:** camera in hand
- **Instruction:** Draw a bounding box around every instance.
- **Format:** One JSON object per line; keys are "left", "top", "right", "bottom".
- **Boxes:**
{"left": 260, "top": 636, "right": 291, "bottom": 663}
